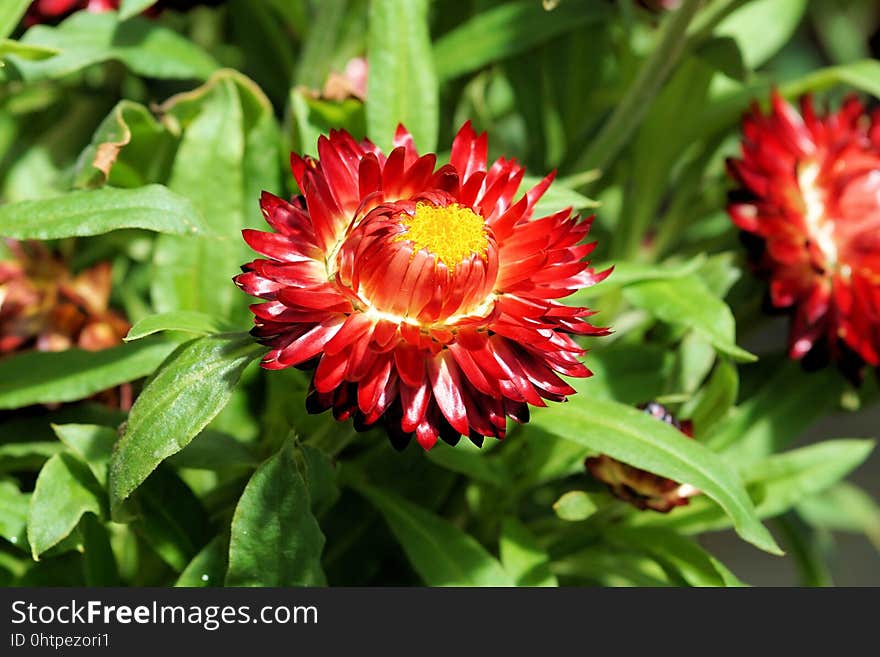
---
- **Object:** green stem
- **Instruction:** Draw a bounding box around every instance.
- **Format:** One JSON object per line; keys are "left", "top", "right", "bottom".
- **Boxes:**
{"left": 575, "top": 0, "right": 703, "bottom": 176}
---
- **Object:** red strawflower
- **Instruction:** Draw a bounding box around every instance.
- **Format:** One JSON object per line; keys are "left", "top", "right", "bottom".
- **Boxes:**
{"left": 235, "top": 122, "right": 609, "bottom": 450}
{"left": 727, "top": 92, "right": 880, "bottom": 374}
{"left": 585, "top": 402, "right": 698, "bottom": 513}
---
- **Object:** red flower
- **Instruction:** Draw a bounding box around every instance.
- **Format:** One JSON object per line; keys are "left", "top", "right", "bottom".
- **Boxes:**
{"left": 25, "top": 0, "right": 117, "bottom": 25}
{"left": 727, "top": 92, "right": 880, "bottom": 374}
{"left": 24, "top": 0, "right": 219, "bottom": 25}
{"left": 235, "top": 123, "right": 609, "bottom": 449}
{"left": 585, "top": 403, "right": 698, "bottom": 513}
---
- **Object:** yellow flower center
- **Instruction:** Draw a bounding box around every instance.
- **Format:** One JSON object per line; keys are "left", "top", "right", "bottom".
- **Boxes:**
{"left": 397, "top": 202, "right": 488, "bottom": 266}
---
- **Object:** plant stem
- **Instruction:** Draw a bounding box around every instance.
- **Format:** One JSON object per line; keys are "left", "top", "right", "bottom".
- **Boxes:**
{"left": 575, "top": 0, "right": 703, "bottom": 177}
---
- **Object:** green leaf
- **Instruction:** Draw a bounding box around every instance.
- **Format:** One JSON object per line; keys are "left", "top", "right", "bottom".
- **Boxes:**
{"left": 745, "top": 440, "right": 875, "bottom": 519}
{"left": 591, "top": 257, "right": 705, "bottom": 290}
{"left": 708, "top": 362, "right": 844, "bottom": 461}
{"left": 682, "top": 359, "right": 739, "bottom": 436}
{"left": 109, "top": 334, "right": 263, "bottom": 513}
{"left": 226, "top": 441, "right": 326, "bottom": 586}
{"left": 0, "top": 0, "right": 29, "bottom": 40}
{"left": 176, "top": 535, "right": 228, "bottom": 587}
{"left": 353, "top": 481, "right": 514, "bottom": 586}
{"left": 294, "top": 0, "right": 347, "bottom": 90}
{"left": 574, "top": 343, "right": 676, "bottom": 405}
{"left": 433, "top": 0, "right": 608, "bottom": 82}
{"left": 635, "top": 440, "right": 875, "bottom": 535}
{"left": 554, "top": 546, "right": 674, "bottom": 586}
{"left": 672, "top": 332, "right": 717, "bottom": 396}
{"left": 553, "top": 491, "right": 598, "bottom": 522}
{"left": 0, "top": 340, "right": 175, "bottom": 410}
{"left": 604, "top": 526, "right": 744, "bottom": 587}
{"left": 696, "top": 60, "right": 880, "bottom": 142}
{"left": 125, "top": 311, "right": 228, "bottom": 342}
{"left": 167, "top": 429, "right": 258, "bottom": 471}
{"left": 715, "top": 0, "right": 808, "bottom": 68}
{"left": 129, "top": 466, "right": 211, "bottom": 571}
{"left": 530, "top": 396, "right": 782, "bottom": 554}
{"left": 152, "top": 71, "right": 281, "bottom": 322}
{"left": 499, "top": 517, "right": 557, "bottom": 587}
{"left": 119, "top": 0, "right": 157, "bottom": 21}
{"left": 797, "top": 482, "right": 880, "bottom": 551}
{"left": 288, "top": 86, "right": 365, "bottom": 158}
{"left": 774, "top": 514, "right": 833, "bottom": 587}
{"left": 51, "top": 424, "right": 116, "bottom": 487}
{"left": 366, "top": 0, "right": 437, "bottom": 152}
{"left": 696, "top": 36, "right": 747, "bottom": 81}
{"left": 0, "top": 185, "right": 208, "bottom": 240}
{"left": 28, "top": 453, "right": 105, "bottom": 558}
{"left": 295, "top": 444, "right": 340, "bottom": 516}
{"left": 0, "top": 39, "right": 59, "bottom": 61}
{"left": 426, "top": 442, "right": 511, "bottom": 488}
{"left": 0, "top": 481, "right": 29, "bottom": 552}
{"left": 80, "top": 513, "right": 119, "bottom": 586}
{"left": 623, "top": 275, "right": 757, "bottom": 362}
{"left": 0, "top": 442, "right": 65, "bottom": 474}
{"left": 523, "top": 175, "right": 599, "bottom": 218}
{"left": 9, "top": 12, "right": 218, "bottom": 81}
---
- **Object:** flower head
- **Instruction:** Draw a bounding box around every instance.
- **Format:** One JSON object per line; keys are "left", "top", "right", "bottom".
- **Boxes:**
{"left": 0, "top": 240, "right": 129, "bottom": 355}
{"left": 727, "top": 92, "right": 880, "bottom": 375}
{"left": 585, "top": 402, "right": 698, "bottom": 512}
{"left": 23, "top": 0, "right": 219, "bottom": 25}
{"left": 236, "top": 122, "right": 609, "bottom": 449}
{"left": 25, "top": 0, "right": 117, "bottom": 25}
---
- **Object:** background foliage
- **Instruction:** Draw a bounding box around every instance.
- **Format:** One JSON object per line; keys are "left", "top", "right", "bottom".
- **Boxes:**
{"left": 0, "top": 0, "right": 878, "bottom": 587}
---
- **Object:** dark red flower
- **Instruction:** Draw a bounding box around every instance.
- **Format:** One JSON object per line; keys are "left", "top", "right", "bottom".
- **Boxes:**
{"left": 0, "top": 240, "right": 130, "bottom": 355}
{"left": 235, "top": 122, "right": 609, "bottom": 450}
{"left": 585, "top": 402, "right": 698, "bottom": 513}
{"left": 727, "top": 92, "right": 880, "bottom": 373}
